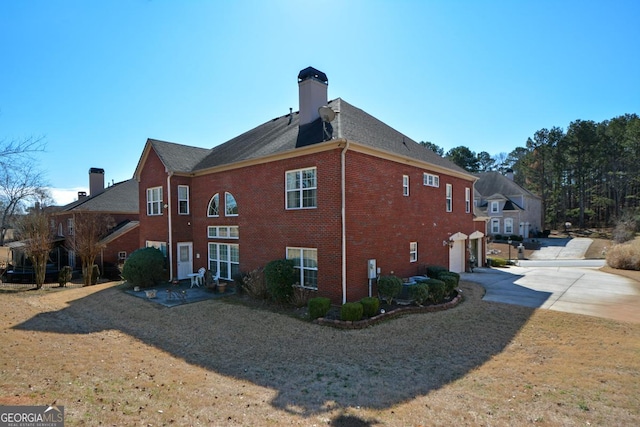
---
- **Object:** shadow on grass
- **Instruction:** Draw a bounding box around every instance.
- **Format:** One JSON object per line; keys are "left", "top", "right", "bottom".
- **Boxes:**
{"left": 13, "top": 279, "right": 540, "bottom": 417}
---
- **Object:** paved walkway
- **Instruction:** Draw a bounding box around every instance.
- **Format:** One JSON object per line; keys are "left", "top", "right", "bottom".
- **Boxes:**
{"left": 460, "top": 237, "right": 640, "bottom": 323}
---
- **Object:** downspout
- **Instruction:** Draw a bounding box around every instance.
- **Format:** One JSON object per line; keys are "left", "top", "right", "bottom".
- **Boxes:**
{"left": 167, "top": 172, "right": 173, "bottom": 279}
{"left": 340, "top": 140, "right": 350, "bottom": 305}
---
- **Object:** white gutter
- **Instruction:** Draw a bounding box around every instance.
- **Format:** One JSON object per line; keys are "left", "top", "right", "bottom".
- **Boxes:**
{"left": 167, "top": 172, "right": 173, "bottom": 279}
{"left": 340, "top": 140, "right": 349, "bottom": 304}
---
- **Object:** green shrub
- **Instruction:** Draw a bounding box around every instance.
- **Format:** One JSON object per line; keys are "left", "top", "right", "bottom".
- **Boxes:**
{"left": 340, "top": 302, "right": 363, "bottom": 321}
{"left": 121, "top": 247, "right": 166, "bottom": 288}
{"left": 437, "top": 273, "right": 457, "bottom": 296}
{"left": 488, "top": 257, "right": 507, "bottom": 267}
{"left": 426, "top": 265, "right": 448, "bottom": 278}
{"left": 377, "top": 275, "right": 403, "bottom": 304}
{"left": 58, "top": 265, "right": 72, "bottom": 287}
{"left": 360, "top": 297, "right": 380, "bottom": 317}
{"left": 409, "top": 283, "right": 430, "bottom": 305}
{"left": 494, "top": 234, "right": 503, "bottom": 241}
{"left": 426, "top": 279, "right": 446, "bottom": 303}
{"left": 308, "top": 297, "right": 332, "bottom": 319}
{"left": 264, "top": 259, "right": 296, "bottom": 303}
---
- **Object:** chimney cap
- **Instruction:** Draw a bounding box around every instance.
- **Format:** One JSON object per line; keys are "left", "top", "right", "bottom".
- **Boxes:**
{"left": 298, "top": 67, "right": 328, "bottom": 84}
{"left": 89, "top": 167, "right": 105, "bottom": 174}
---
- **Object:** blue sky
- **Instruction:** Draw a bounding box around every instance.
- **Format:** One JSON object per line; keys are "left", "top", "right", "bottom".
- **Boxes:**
{"left": 1, "top": 0, "right": 638, "bottom": 205}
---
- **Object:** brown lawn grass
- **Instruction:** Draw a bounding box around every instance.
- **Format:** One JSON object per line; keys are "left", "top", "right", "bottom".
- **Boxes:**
{"left": 1, "top": 272, "right": 639, "bottom": 426}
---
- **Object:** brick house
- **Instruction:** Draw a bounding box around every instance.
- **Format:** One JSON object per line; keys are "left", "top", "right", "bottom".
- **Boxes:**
{"left": 50, "top": 168, "right": 139, "bottom": 279}
{"left": 134, "top": 67, "right": 484, "bottom": 303}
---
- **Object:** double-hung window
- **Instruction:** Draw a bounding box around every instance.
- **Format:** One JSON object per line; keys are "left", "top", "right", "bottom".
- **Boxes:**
{"left": 287, "top": 247, "right": 318, "bottom": 289}
{"left": 446, "top": 184, "right": 452, "bottom": 212}
{"left": 67, "top": 218, "right": 74, "bottom": 236}
{"left": 410, "top": 242, "right": 418, "bottom": 263}
{"left": 286, "top": 167, "right": 317, "bottom": 209}
{"left": 505, "top": 218, "right": 514, "bottom": 234}
{"left": 178, "top": 185, "right": 189, "bottom": 215}
{"left": 465, "top": 187, "right": 471, "bottom": 213}
{"left": 403, "top": 175, "right": 409, "bottom": 196}
{"left": 491, "top": 201, "right": 499, "bottom": 214}
{"left": 147, "top": 187, "right": 163, "bottom": 216}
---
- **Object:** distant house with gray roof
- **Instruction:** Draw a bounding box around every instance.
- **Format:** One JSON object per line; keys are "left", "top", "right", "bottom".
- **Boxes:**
{"left": 473, "top": 170, "right": 542, "bottom": 238}
{"left": 49, "top": 168, "right": 139, "bottom": 279}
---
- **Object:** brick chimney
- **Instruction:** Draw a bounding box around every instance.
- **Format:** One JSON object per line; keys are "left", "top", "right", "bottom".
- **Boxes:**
{"left": 298, "top": 67, "right": 328, "bottom": 126}
{"left": 89, "top": 168, "right": 105, "bottom": 197}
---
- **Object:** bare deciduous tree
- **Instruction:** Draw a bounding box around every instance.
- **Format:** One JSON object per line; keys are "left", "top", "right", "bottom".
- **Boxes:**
{"left": 0, "top": 158, "right": 52, "bottom": 245}
{"left": 70, "top": 212, "right": 115, "bottom": 286}
{"left": 15, "top": 206, "right": 53, "bottom": 289}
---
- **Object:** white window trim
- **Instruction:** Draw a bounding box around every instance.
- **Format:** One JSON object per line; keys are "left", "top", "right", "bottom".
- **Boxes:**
{"left": 446, "top": 184, "right": 452, "bottom": 212}
{"left": 491, "top": 218, "right": 500, "bottom": 234}
{"left": 67, "top": 218, "right": 74, "bottom": 236}
{"left": 423, "top": 173, "right": 440, "bottom": 187}
{"left": 225, "top": 192, "right": 238, "bottom": 216}
{"left": 208, "top": 242, "right": 239, "bottom": 281}
{"left": 208, "top": 226, "right": 239, "bottom": 239}
{"left": 286, "top": 167, "right": 317, "bottom": 210}
{"left": 178, "top": 185, "right": 190, "bottom": 215}
{"left": 410, "top": 241, "right": 418, "bottom": 263}
{"left": 287, "top": 247, "right": 318, "bottom": 289}
{"left": 491, "top": 201, "right": 499, "bottom": 213}
{"left": 465, "top": 188, "right": 471, "bottom": 213}
{"left": 504, "top": 218, "right": 514, "bottom": 235}
{"left": 146, "top": 187, "right": 163, "bottom": 216}
{"left": 208, "top": 193, "right": 220, "bottom": 217}
{"left": 403, "top": 175, "right": 409, "bottom": 196}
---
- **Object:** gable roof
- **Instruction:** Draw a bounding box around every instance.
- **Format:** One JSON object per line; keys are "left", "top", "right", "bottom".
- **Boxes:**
{"left": 473, "top": 171, "right": 539, "bottom": 199}
{"left": 53, "top": 178, "right": 139, "bottom": 214}
{"left": 137, "top": 98, "right": 473, "bottom": 180}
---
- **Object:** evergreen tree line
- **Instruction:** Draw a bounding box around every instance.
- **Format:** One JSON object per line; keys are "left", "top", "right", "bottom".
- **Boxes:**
{"left": 421, "top": 113, "right": 640, "bottom": 229}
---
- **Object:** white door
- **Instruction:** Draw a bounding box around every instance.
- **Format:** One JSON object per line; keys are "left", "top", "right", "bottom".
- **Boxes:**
{"left": 176, "top": 242, "right": 193, "bottom": 280}
{"left": 449, "top": 240, "right": 465, "bottom": 273}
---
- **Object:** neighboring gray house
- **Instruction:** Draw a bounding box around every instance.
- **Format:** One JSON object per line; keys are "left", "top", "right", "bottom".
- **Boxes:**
{"left": 473, "top": 170, "right": 542, "bottom": 238}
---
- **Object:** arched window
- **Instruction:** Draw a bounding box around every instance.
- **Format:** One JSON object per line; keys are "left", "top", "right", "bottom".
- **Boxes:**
{"left": 207, "top": 193, "right": 219, "bottom": 217}
{"left": 225, "top": 192, "right": 238, "bottom": 216}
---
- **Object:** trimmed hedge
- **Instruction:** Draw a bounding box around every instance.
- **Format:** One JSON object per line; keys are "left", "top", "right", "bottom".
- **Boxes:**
{"left": 121, "top": 247, "right": 166, "bottom": 288}
{"left": 377, "top": 275, "right": 403, "bottom": 304}
{"left": 360, "top": 297, "right": 380, "bottom": 317}
{"left": 426, "top": 265, "right": 448, "bottom": 278}
{"left": 409, "top": 283, "right": 430, "bottom": 305}
{"left": 340, "top": 302, "right": 364, "bottom": 321}
{"left": 308, "top": 297, "right": 332, "bottom": 320}
{"left": 488, "top": 257, "right": 507, "bottom": 267}
{"left": 264, "top": 259, "right": 296, "bottom": 303}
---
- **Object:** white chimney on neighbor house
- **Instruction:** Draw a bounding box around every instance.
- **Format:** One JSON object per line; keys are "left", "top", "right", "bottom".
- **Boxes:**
{"left": 298, "top": 67, "right": 328, "bottom": 126}
{"left": 89, "top": 167, "right": 105, "bottom": 197}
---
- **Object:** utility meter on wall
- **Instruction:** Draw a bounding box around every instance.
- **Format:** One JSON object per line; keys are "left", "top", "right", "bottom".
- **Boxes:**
{"left": 367, "top": 259, "right": 377, "bottom": 279}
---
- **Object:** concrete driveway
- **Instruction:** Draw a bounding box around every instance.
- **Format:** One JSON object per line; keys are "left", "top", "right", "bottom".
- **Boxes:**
{"left": 460, "top": 238, "right": 640, "bottom": 323}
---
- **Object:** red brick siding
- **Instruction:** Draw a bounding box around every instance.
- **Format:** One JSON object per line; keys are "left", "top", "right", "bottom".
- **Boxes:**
{"left": 138, "top": 144, "right": 478, "bottom": 304}
{"left": 138, "top": 148, "right": 171, "bottom": 247}
{"left": 190, "top": 150, "right": 343, "bottom": 301}
{"left": 343, "top": 151, "right": 476, "bottom": 301}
